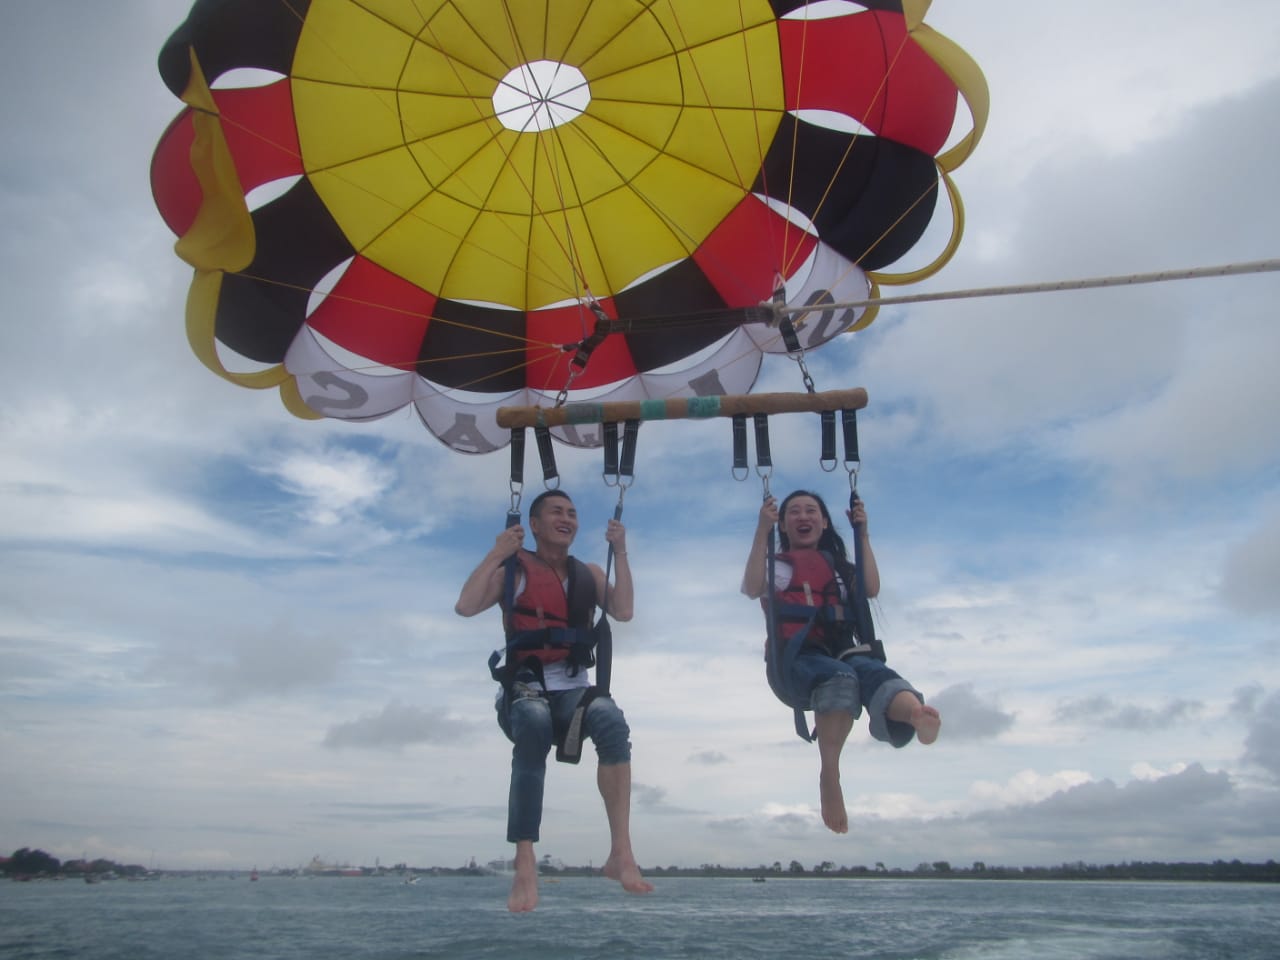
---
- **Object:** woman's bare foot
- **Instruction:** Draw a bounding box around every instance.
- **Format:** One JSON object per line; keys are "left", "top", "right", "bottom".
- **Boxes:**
{"left": 819, "top": 766, "right": 849, "bottom": 833}
{"left": 602, "top": 852, "right": 654, "bottom": 894}
{"left": 912, "top": 703, "right": 941, "bottom": 745}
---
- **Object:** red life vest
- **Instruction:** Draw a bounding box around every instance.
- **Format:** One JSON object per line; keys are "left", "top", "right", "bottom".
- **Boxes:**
{"left": 505, "top": 551, "right": 595, "bottom": 664}
{"left": 765, "top": 549, "right": 851, "bottom": 652}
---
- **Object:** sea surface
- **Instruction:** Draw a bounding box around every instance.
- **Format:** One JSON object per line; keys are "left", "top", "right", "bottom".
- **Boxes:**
{"left": 2, "top": 874, "right": 1277, "bottom": 959}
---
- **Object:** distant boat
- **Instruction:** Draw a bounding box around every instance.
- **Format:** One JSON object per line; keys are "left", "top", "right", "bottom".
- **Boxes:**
{"left": 752, "top": 877, "right": 767, "bottom": 883}
{"left": 250, "top": 869, "right": 259, "bottom": 882}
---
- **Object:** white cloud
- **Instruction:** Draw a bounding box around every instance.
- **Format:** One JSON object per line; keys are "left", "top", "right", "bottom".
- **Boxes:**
{"left": 1220, "top": 506, "right": 1280, "bottom": 615}
{"left": 323, "top": 699, "right": 479, "bottom": 750}
{"left": 259, "top": 448, "right": 395, "bottom": 527}
{"left": 1242, "top": 692, "right": 1280, "bottom": 781}
{"left": 928, "top": 683, "right": 1016, "bottom": 741}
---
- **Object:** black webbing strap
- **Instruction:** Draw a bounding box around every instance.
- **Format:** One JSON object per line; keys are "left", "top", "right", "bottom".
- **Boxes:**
{"left": 558, "top": 424, "right": 636, "bottom": 764}
{"left": 556, "top": 686, "right": 603, "bottom": 764}
{"left": 502, "top": 429, "right": 525, "bottom": 634}
{"left": 732, "top": 414, "right": 773, "bottom": 493}
{"left": 842, "top": 408, "right": 860, "bottom": 466}
{"left": 778, "top": 314, "right": 803, "bottom": 354}
{"left": 509, "top": 427, "right": 526, "bottom": 489}
{"left": 820, "top": 410, "right": 837, "bottom": 471}
{"left": 844, "top": 408, "right": 885, "bottom": 661}
{"left": 534, "top": 424, "right": 558, "bottom": 487}
{"left": 753, "top": 414, "right": 772, "bottom": 471}
{"left": 602, "top": 421, "right": 619, "bottom": 479}
{"left": 619, "top": 420, "right": 639, "bottom": 483}
{"left": 764, "top": 516, "right": 816, "bottom": 742}
{"left": 732, "top": 414, "right": 748, "bottom": 479}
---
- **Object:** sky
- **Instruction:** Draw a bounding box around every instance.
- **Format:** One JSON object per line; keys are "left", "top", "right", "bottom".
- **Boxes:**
{"left": 2, "top": 0, "right": 1278, "bottom": 875}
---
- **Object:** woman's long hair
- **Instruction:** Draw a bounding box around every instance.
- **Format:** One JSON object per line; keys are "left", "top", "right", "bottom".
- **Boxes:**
{"left": 776, "top": 490, "right": 857, "bottom": 588}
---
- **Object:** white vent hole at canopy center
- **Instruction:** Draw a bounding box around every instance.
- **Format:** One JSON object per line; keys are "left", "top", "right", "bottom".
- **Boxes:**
{"left": 493, "top": 60, "right": 591, "bottom": 132}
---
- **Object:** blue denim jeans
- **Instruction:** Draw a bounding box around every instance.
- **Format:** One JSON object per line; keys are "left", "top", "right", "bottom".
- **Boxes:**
{"left": 496, "top": 685, "right": 632, "bottom": 843}
{"left": 775, "top": 649, "right": 922, "bottom": 748}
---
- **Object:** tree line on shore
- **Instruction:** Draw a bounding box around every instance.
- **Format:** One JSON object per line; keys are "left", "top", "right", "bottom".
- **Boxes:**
{"left": 629, "top": 858, "right": 1279, "bottom": 883}
{"left": 5, "top": 847, "right": 1276, "bottom": 883}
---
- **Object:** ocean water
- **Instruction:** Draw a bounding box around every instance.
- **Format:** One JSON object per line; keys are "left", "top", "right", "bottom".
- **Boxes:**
{"left": 2, "top": 874, "right": 1277, "bottom": 960}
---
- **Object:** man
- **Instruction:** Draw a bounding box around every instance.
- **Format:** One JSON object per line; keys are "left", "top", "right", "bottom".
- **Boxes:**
{"left": 455, "top": 489, "right": 652, "bottom": 912}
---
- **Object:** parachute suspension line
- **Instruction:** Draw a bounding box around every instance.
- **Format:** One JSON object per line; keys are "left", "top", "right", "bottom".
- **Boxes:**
{"left": 734, "top": 0, "right": 782, "bottom": 231}
{"left": 791, "top": 21, "right": 951, "bottom": 282}
{"left": 660, "top": 4, "right": 757, "bottom": 195}
{"left": 781, "top": 23, "right": 914, "bottom": 280}
{"left": 271, "top": 9, "right": 584, "bottom": 305}
{"left": 853, "top": 173, "right": 945, "bottom": 271}
{"left": 531, "top": 98, "right": 598, "bottom": 306}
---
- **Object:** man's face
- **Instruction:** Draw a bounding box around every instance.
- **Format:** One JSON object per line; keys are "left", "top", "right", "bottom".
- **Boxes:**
{"left": 530, "top": 495, "right": 578, "bottom": 547}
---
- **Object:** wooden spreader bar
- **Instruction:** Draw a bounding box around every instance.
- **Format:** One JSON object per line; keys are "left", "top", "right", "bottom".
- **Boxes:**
{"left": 496, "top": 387, "right": 868, "bottom": 430}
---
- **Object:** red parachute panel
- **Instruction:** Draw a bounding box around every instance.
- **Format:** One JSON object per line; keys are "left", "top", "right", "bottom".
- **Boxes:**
{"left": 779, "top": 11, "right": 957, "bottom": 156}
{"left": 306, "top": 256, "right": 436, "bottom": 373}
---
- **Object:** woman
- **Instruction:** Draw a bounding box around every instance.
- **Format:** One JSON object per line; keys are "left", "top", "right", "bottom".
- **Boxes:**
{"left": 742, "top": 490, "right": 941, "bottom": 833}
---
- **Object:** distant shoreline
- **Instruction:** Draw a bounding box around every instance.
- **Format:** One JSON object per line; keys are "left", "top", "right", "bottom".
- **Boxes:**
{"left": 8, "top": 859, "right": 1277, "bottom": 884}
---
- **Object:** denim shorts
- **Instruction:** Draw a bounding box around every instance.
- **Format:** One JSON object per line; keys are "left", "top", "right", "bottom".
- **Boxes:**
{"left": 780, "top": 649, "right": 922, "bottom": 747}
{"left": 496, "top": 684, "right": 632, "bottom": 765}
{"left": 496, "top": 685, "right": 632, "bottom": 843}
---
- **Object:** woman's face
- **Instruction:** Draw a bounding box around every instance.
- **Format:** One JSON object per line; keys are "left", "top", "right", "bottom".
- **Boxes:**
{"left": 780, "top": 495, "right": 827, "bottom": 549}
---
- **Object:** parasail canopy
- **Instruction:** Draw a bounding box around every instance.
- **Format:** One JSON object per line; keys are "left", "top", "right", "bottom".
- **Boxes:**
{"left": 151, "top": 0, "right": 987, "bottom": 453}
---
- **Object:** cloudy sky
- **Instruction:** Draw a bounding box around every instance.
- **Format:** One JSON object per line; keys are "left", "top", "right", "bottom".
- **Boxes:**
{"left": 2, "top": 1, "right": 1278, "bottom": 875}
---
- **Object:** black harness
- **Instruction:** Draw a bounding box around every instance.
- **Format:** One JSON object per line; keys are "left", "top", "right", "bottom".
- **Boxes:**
{"left": 765, "top": 543, "right": 885, "bottom": 743}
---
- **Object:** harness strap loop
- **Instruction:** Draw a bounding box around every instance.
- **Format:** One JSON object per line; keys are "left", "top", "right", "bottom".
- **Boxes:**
{"left": 602, "top": 421, "right": 619, "bottom": 486}
{"left": 507, "top": 428, "right": 526, "bottom": 517}
{"left": 820, "top": 409, "right": 837, "bottom": 472}
{"left": 842, "top": 408, "right": 861, "bottom": 488}
{"left": 534, "top": 425, "right": 559, "bottom": 488}
{"left": 731, "top": 414, "right": 749, "bottom": 480}
{"left": 619, "top": 420, "right": 640, "bottom": 487}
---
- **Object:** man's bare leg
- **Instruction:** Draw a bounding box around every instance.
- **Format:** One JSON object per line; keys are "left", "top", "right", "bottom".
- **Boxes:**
{"left": 888, "top": 691, "right": 941, "bottom": 745}
{"left": 508, "top": 840, "right": 539, "bottom": 913}
{"left": 814, "top": 710, "right": 855, "bottom": 833}
{"left": 597, "top": 762, "right": 654, "bottom": 895}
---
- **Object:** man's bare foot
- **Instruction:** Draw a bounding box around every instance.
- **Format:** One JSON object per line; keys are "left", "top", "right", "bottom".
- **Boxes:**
{"left": 819, "top": 766, "right": 848, "bottom": 833}
{"left": 508, "top": 846, "right": 539, "bottom": 913}
{"left": 912, "top": 703, "right": 941, "bottom": 745}
{"left": 508, "top": 865, "right": 538, "bottom": 912}
{"left": 602, "top": 852, "right": 654, "bottom": 894}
